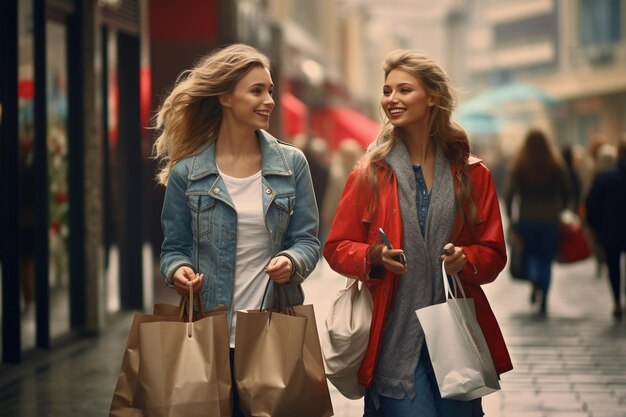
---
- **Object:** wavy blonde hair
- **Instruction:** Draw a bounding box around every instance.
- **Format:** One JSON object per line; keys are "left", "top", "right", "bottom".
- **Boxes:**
{"left": 361, "top": 49, "right": 477, "bottom": 235}
{"left": 152, "top": 44, "right": 271, "bottom": 185}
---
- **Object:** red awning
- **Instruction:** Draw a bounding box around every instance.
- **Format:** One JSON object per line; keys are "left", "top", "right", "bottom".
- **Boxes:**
{"left": 311, "top": 106, "right": 380, "bottom": 149}
{"left": 280, "top": 92, "right": 308, "bottom": 138}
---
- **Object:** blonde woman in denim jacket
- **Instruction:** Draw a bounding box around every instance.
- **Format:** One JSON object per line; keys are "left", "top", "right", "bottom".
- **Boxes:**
{"left": 153, "top": 44, "right": 320, "bottom": 416}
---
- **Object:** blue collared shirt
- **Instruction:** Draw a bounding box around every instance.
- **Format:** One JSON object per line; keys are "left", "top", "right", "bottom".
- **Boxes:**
{"left": 413, "top": 164, "right": 431, "bottom": 237}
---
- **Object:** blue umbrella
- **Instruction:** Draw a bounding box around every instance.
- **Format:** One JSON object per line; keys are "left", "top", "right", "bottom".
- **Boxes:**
{"left": 459, "top": 82, "right": 559, "bottom": 114}
{"left": 455, "top": 111, "right": 499, "bottom": 137}
{"left": 456, "top": 82, "right": 560, "bottom": 138}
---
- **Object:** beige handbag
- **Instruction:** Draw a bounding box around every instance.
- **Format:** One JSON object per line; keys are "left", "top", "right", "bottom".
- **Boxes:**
{"left": 321, "top": 278, "right": 373, "bottom": 399}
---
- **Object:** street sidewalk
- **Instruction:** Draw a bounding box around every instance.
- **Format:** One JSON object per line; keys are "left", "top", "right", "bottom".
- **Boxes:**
{"left": 1, "top": 256, "right": 624, "bottom": 416}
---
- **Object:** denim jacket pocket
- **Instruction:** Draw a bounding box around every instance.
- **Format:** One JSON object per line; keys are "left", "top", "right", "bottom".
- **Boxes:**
{"left": 187, "top": 194, "right": 215, "bottom": 238}
{"left": 273, "top": 193, "right": 295, "bottom": 213}
{"left": 267, "top": 193, "right": 295, "bottom": 244}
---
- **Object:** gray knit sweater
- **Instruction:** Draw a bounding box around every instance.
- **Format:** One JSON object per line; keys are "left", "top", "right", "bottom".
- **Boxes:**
{"left": 370, "top": 140, "right": 456, "bottom": 404}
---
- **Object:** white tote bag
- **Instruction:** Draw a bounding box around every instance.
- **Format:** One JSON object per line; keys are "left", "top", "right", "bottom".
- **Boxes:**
{"left": 321, "top": 278, "right": 373, "bottom": 399}
{"left": 415, "top": 262, "right": 500, "bottom": 401}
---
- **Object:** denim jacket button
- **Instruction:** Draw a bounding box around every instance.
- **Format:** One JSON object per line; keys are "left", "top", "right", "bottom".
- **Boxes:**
{"left": 213, "top": 187, "right": 220, "bottom": 194}
{"left": 265, "top": 189, "right": 272, "bottom": 194}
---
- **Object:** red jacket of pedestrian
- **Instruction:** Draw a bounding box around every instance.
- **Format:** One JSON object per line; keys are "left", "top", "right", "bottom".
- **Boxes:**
{"left": 323, "top": 155, "right": 513, "bottom": 388}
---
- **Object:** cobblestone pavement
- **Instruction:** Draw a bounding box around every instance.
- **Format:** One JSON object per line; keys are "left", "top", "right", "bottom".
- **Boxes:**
{"left": 1, "top": 256, "right": 625, "bottom": 416}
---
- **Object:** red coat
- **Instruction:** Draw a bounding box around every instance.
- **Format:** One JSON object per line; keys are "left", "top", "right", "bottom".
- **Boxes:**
{"left": 323, "top": 155, "right": 513, "bottom": 388}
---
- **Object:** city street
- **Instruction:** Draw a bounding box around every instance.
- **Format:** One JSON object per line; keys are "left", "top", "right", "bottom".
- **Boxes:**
{"left": 3, "top": 0, "right": 626, "bottom": 413}
{"left": 2, "top": 1, "right": 625, "bottom": 416}
{"left": 1, "top": 255, "right": 625, "bottom": 416}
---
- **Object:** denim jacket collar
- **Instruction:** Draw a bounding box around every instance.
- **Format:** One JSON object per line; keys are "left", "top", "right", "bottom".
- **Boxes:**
{"left": 188, "top": 129, "right": 293, "bottom": 181}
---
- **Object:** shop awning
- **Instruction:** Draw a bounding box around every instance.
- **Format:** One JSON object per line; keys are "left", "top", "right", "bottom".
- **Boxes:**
{"left": 312, "top": 106, "right": 380, "bottom": 149}
{"left": 280, "top": 92, "right": 308, "bottom": 138}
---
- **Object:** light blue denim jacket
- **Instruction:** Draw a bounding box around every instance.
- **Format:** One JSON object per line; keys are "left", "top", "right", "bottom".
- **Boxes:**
{"left": 160, "top": 130, "right": 321, "bottom": 321}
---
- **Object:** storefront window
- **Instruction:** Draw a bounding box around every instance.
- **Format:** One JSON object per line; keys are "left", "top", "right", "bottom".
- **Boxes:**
{"left": 18, "top": 0, "right": 36, "bottom": 352}
{"left": 105, "top": 29, "right": 121, "bottom": 314}
{"left": 46, "top": 19, "right": 70, "bottom": 340}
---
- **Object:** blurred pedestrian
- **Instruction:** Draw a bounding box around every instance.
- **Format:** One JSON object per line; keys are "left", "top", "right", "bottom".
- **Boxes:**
{"left": 595, "top": 142, "right": 618, "bottom": 172}
{"left": 572, "top": 137, "right": 614, "bottom": 278}
{"left": 587, "top": 142, "right": 618, "bottom": 278}
{"left": 561, "top": 145, "right": 582, "bottom": 213}
{"left": 293, "top": 133, "right": 330, "bottom": 243}
{"left": 320, "top": 138, "right": 364, "bottom": 242}
{"left": 153, "top": 43, "right": 321, "bottom": 416}
{"left": 503, "top": 129, "right": 571, "bottom": 315}
{"left": 324, "top": 49, "right": 512, "bottom": 417}
{"left": 585, "top": 137, "right": 626, "bottom": 319}
{"left": 579, "top": 134, "right": 611, "bottom": 203}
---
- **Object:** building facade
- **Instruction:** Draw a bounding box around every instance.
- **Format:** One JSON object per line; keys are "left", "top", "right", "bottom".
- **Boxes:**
{"left": 463, "top": 0, "right": 626, "bottom": 150}
{"left": 1, "top": 0, "right": 149, "bottom": 365}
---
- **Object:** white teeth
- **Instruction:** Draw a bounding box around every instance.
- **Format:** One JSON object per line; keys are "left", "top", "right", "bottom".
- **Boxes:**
{"left": 389, "top": 109, "right": 404, "bottom": 114}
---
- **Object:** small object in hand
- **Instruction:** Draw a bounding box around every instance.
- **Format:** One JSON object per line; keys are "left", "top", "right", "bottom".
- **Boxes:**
{"left": 378, "top": 227, "right": 407, "bottom": 266}
{"left": 443, "top": 243, "right": 455, "bottom": 256}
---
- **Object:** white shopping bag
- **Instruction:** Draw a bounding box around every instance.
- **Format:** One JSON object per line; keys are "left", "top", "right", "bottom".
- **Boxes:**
{"left": 416, "top": 262, "right": 500, "bottom": 401}
{"left": 321, "top": 278, "right": 373, "bottom": 399}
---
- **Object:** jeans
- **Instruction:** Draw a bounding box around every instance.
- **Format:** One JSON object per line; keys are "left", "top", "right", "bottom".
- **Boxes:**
{"left": 516, "top": 219, "right": 559, "bottom": 306}
{"left": 229, "top": 349, "right": 245, "bottom": 417}
{"left": 364, "top": 349, "right": 483, "bottom": 417}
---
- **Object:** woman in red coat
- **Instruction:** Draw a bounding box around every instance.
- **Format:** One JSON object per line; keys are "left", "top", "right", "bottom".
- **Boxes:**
{"left": 324, "top": 49, "right": 513, "bottom": 417}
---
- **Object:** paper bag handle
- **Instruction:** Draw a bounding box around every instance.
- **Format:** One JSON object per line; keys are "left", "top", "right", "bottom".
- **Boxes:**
{"left": 182, "top": 281, "right": 208, "bottom": 338}
{"left": 178, "top": 279, "right": 206, "bottom": 321}
{"left": 186, "top": 284, "right": 194, "bottom": 337}
{"left": 259, "top": 279, "right": 296, "bottom": 316}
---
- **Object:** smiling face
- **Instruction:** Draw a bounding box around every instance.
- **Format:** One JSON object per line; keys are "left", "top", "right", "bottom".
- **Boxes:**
{"left": 381, "top": 68, "right": 434, "bottom": 129}
{"left": 221, "top": 65, "right": 275, "bottom": 130}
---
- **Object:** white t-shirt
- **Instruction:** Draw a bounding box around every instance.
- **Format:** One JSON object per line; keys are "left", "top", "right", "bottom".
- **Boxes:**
{"left": 219, "top": 168, "right": 272, "bottom": 347}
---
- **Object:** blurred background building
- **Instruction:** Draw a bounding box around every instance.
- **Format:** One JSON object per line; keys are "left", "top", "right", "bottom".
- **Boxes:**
{"left": 460, "top": 0, "right": 626, "bottom": 158}
{"left": 1, "top": 0, "right": 625, "bottom": 367}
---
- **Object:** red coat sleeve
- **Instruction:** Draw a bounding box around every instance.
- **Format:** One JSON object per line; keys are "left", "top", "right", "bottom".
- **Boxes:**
{"left": 456, "top": 162, "right": 507, "bottom": 285}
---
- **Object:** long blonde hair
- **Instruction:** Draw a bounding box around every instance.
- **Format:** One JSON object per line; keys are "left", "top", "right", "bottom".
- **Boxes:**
{"left": 361, "top": 49, "right": 477, "bottom": 235}
{"left": 152, "top": 44, "right": 271, "bottom": 185}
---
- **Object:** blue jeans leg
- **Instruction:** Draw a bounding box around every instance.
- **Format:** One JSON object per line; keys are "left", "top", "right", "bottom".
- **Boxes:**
{"left": 377, "top": 349, "right": 483, "bottom": 417}
{"left": 364, "top": 390, "right": 384, "bottom": 417}
{"left": 378, "top": 358, "right": 437, "bottom": 417}
{"left": 517, "top": 220, "right": 559, "bottom": 304}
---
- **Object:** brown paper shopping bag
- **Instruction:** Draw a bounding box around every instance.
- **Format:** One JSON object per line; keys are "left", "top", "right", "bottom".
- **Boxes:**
{"left": 109, "top": 311, "right": 181, "bottom": 417}
{"left": 234, "top": 286, "right": 333, "bottom": 417}
{"left": 109, "top": 289, "right": 231, "bottom": 417}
